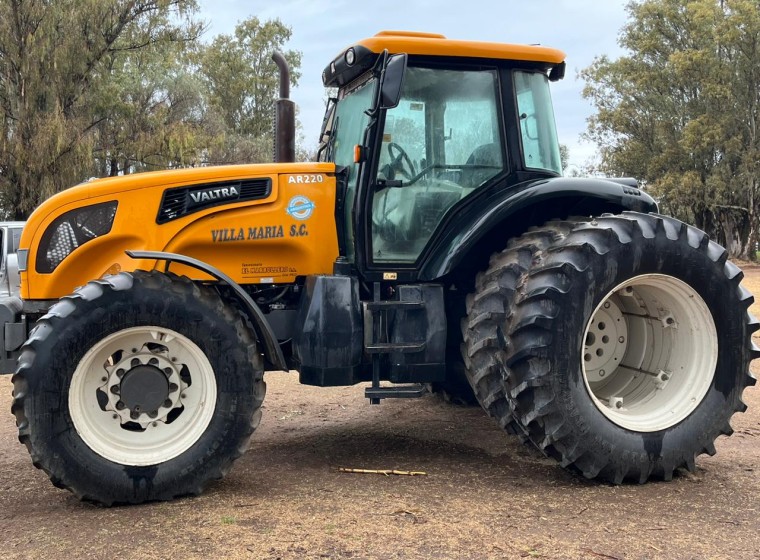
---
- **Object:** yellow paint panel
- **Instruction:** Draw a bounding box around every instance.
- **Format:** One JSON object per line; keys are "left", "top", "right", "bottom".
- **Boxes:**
{"left": 21, "top": 163, "right": 339, "bottom": 299}
{"left": 165, "top": 173, "right": 338, "bottom": 285}
{"left": 356, "top": 31, "right": 565, "bottom": 64}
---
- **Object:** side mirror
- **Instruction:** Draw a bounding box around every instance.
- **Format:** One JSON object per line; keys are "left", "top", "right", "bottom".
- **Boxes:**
{"left": 319, "top": 97, "right": 338, "bottom": 144}
{"left": 379, "top": 54, "right": 407, "bottom": 109}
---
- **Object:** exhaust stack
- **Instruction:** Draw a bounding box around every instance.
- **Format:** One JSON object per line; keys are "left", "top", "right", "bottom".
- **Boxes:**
{"left": 272, "top": 51, "right": 296, "bottom": 163}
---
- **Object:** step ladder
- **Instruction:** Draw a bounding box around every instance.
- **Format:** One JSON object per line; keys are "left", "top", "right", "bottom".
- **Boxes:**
{"left": 363, "top": 282, "right": 427, "bottom": 404}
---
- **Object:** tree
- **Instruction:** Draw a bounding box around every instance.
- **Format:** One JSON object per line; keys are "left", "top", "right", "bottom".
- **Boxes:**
{"left": 559, "top": 143, "right": 570, "bottom": 172}
{"left": 0, "top": 0, "right": 201, "bottom": 219}
{"left": 91, "top": 37, "right": 210, "bottom": 176}
{"left": 582, "top": 0, "right": 760, "bottom": 259}
{"left": 198, "top": 17, "right": 301, "bottom": 164}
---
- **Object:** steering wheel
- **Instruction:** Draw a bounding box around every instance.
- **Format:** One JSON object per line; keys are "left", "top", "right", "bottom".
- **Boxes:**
{"left": 387, "top": 142, "right": 416, "bottom": 180}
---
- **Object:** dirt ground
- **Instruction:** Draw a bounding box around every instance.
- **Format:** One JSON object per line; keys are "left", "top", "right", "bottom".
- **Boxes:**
{"left": 2, "top": 270, "right": 760, "bottom": 559}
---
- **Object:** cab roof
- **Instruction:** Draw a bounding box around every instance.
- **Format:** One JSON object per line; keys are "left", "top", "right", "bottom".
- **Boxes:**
{"left": 358, "top": 31, "right": 565, "bottom": 64}
{"left": 323, "top": 31, "right": 566, "bottom": 87}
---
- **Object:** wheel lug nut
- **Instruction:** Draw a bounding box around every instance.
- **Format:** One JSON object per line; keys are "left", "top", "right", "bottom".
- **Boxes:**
{"left": 131, "top": 358, "right": 140, "bottom": 367}
{"left": 130, "top": 410, "right": 140, "bottom": 420}
{"left": 149, "top": 410, "right": 159, "bottom": 418}
{"left": 164, "top": 399, "right": 173, "bottom": 408}
{"left": 168, "top": 383, "right": 178, "bottom": 393}
{"left": 110, "top": 385, "right": 120, "bottom": 395}
{"left": 164, "top": 368, "right": 173, "bottom": 376}
{"left": 116, "top": 368, "right": 125, "bottom": 378}
{"left": 149, "top": 357, "right": 159, "bottom": 365}
{"left": 116, "top": 401, "right": 126, "bottom": 410}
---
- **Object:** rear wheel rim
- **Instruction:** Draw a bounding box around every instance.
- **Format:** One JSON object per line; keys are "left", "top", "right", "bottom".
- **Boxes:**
{"left": 581, "top": 274, "right": 717, "bottom": 432}
{"left": 69, "top": 326, "right": 217, "bottom": 466}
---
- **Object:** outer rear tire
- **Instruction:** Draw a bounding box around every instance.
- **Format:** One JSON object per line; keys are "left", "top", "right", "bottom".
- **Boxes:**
{"left": 505, "top": 213, "right": 758, "bottom": 483}
{"left": 11, "top": 270, "right": 265, "bottom": 505}
{"left": 461, "top": 221, "right": 577, "bottom": 429}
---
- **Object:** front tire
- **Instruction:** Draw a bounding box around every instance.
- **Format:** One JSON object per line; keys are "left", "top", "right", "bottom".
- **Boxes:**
{"left": 12, "top": 271, "right": 265, "bottom": 505}
{"left": 505, "top": 213, "right": 757, "bottom": 483}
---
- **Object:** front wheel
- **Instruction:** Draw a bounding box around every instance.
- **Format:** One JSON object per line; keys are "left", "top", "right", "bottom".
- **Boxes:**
{"left": 12, "top": 271, "right": 265, "bottom": 505}
{"left": 505, "top": 213, "right": 757, "bottom": 483}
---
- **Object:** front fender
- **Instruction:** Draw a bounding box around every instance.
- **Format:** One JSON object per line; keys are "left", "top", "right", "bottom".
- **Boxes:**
{"left": 418, "top": 176, "right": 657, "bottom": 281}
{"left": 126, "top": 250, "right": 288, "bottom": 371}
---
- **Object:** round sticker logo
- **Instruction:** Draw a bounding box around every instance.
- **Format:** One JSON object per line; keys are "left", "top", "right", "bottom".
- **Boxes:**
{"left": 286, "top": 196, "right": 315, "bottom": 220}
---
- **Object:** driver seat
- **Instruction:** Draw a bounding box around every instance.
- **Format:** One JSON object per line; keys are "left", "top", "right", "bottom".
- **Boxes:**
{"left": 462, "top": 143, "right": 502, "bottom": 188}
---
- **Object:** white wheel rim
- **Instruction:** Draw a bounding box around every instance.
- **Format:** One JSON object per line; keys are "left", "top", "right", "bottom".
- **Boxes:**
{"left": 581, "top": 274, "right": 717, "bottom": 432}
{"left": 69, "top": 326, "right": 217, "bottom": 466}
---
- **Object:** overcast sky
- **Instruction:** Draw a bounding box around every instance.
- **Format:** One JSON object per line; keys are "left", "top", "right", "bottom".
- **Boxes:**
{"left": 197, "top": 0, "right": 631, "bottom": 169}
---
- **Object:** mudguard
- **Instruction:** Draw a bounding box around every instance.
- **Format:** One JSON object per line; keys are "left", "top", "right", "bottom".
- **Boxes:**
{"left": 419, "top": 176, "right": 658, "bottom": 281}
{"left": 126, "top": 250, "right": 288, "bottom": 371}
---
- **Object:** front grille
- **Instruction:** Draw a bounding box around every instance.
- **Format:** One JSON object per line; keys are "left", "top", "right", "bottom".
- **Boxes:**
{"left": 157, "top": 178, "right": 272, "bottom": 224}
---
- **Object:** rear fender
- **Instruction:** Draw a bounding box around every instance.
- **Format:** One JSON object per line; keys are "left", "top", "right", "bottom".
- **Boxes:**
{"left": 419, "top": 176, "right": 658, "bottom": 281}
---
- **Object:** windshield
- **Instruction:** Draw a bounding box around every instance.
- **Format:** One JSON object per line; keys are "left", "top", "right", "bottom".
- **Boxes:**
{"left": 514, "top": 71, "right": 562, "bottom": 174}
{"left": 323, "top": 77, "right": 375, "bottom": 261}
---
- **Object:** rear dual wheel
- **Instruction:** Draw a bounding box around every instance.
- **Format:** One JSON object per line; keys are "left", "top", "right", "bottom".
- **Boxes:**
{"left": 465, "top": 212, "right": 757, "bottom": 482}
{"left": 12, "top": 271, "right": 265, "bottom": 505}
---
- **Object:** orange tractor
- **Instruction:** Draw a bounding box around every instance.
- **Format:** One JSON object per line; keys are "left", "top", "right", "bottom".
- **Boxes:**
{"left": 3, "top": 31, "right": 755, "bottom": 504}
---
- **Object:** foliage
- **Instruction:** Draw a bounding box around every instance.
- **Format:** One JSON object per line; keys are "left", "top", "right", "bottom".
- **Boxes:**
{"left": 559, "top": 144, "right": 569, "bottom": 172}
{"left": 0, "top": 0, "right": 204, "bottom": 218}
{"left": 0, "top": 4, "right": 302, "bottom": 219}
{"left": 582, "top": 0, "right": 760, "bottom": 258}
{"left": 91, "top": 28, "right": 210, "bottom": 176}
{"left": 198, "top": 17, "right": 302, "bottom": 164}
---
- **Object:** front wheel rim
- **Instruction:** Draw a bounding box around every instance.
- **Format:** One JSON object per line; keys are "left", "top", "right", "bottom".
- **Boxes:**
{"left": 581, "top": 274, "right": 717, "bottom": 432}
{"left": 69, "top": 326, "right": 217, "bottom": 466}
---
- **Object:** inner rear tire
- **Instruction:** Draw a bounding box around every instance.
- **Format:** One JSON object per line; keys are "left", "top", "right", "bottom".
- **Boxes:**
{"left": 12, "top": 270, "right": 265, "bottom": 505}
{"left": 505, "top": 213, "right": 757, "bottom": 483}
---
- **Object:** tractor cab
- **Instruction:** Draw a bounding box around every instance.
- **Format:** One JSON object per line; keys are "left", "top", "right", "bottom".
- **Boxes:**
{"left": 318, "top": 31, "right": 566, "bottom": 278}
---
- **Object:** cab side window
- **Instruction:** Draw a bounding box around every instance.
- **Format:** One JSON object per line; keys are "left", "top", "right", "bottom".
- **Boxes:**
{"left": 372, "top": 67, "right": 504, "bottom": 264}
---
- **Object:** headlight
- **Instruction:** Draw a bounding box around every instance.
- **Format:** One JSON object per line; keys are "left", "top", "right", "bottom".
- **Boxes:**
{"left": 36, "top": 201, "right": 118, "bottom": 273}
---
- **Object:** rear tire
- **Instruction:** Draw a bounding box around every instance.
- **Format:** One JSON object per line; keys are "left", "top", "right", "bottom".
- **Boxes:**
{"left": 505, "top": 213, "right": 757, "bottom": 483}
{"left": 11, "top": 270, "right": 265, "bottom": 505}
{"left": 461, "top": 222, "right": 577, "bottom": 429}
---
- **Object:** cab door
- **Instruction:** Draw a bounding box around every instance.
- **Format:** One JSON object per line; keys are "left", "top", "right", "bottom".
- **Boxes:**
{"left": 365, "top": 64, "right": 507, "bottom": 270}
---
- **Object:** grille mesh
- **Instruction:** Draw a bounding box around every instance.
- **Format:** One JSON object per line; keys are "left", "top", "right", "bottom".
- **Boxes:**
{"left": 157, "top": 179, "right": 272, "bottom": 224}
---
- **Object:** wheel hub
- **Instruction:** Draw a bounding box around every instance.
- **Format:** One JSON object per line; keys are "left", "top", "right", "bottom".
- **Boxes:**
{"left": 583, "top": 298, "right": 628, "bottom": 383}
{"left": 102, "top": 349, "right": 183, "bottom": 428}
{"left": 120, "top": 365, "right": 170, "bottom": 418}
